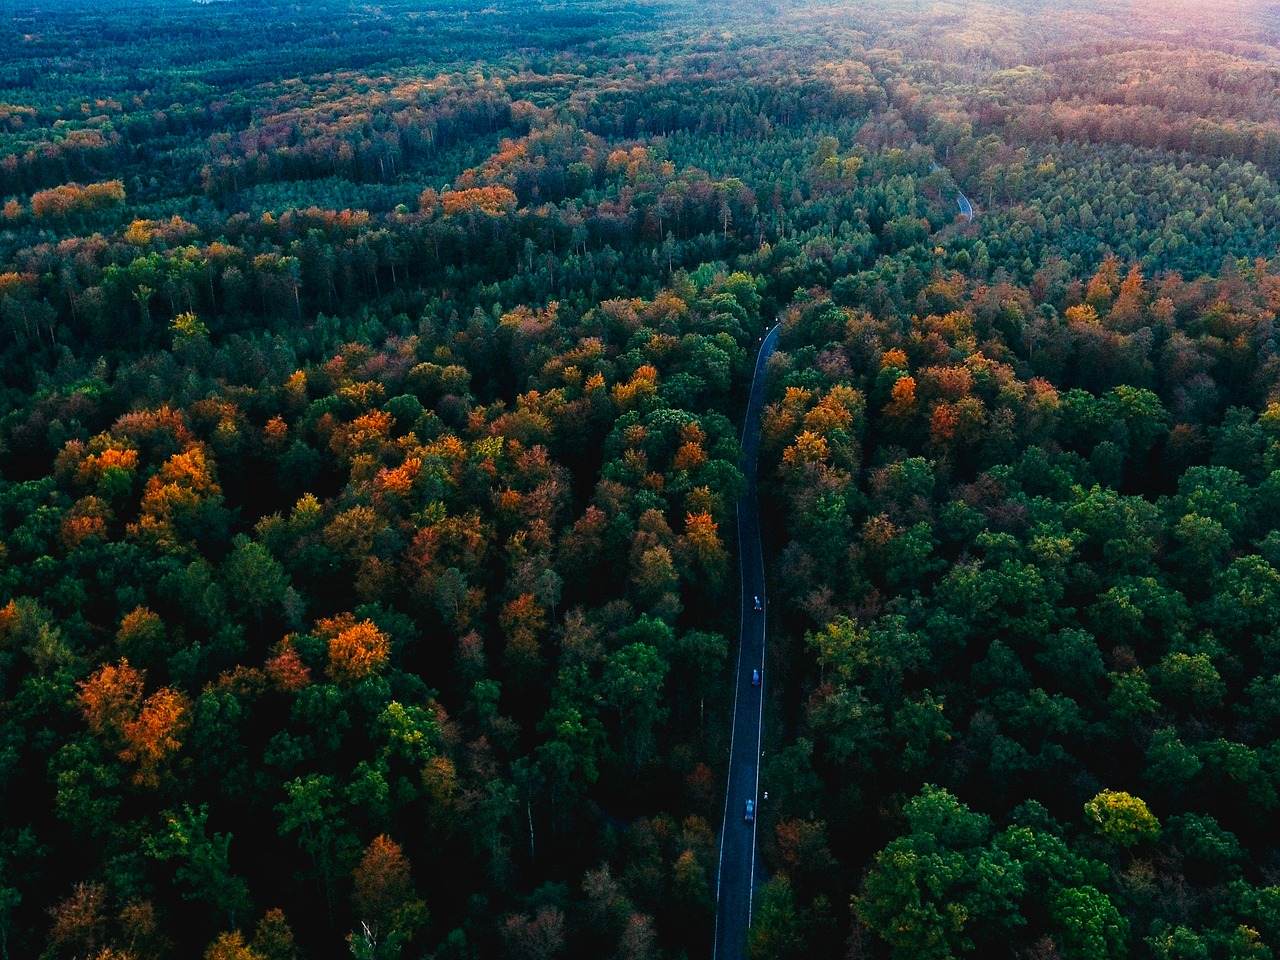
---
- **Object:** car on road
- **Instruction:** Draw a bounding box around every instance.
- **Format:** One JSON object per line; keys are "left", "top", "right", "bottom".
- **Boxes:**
{"left": 752, "top": 595, "right": 762, "bottom": 611}
{"left": 751, "top": 668, "right": 761, "bottom": 687}
{"left": 744, "top": 799, "right": 754, "bottom": 822}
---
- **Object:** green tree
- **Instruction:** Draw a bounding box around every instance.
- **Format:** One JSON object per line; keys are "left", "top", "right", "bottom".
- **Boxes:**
{"left": 1049, "top": 885, "right": 1127, "bottom": 960}
{"left": 749, "top": 877, "right": 805, "bottom": 960}
{"left": 221, "top": 535, "right": 292, "bottom": 625}
{"left": 145, "top": 804, "right": 252, "bottom": 927}
{"left": 855, "top": 786, "right": 1024, "bottom": 960}
{"left": 601, "top": 642, "right": 668, "bottom": 769}
{"left": 276, "top": 775, "right": 360, "bottom": 924}
{"left": 1083, "top": 790, "right": 1160, "bottom": 848}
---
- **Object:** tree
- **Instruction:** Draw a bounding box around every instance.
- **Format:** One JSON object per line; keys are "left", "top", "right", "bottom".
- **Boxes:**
{"left": 204, "top": 931, "right": 265, "bottom": 960}
{"left": 501, "top": 907, "right": 565, "bottom": 960}
{"left": 441, "top": 187, "right": 518, "bottom": 216}
{"left": 748, "top": 877, "right": 804, "bottom": 960}
{"left": 1049, "top": 886, "right": 1127, "bottom": 960}
{"left": 30, "top": 180, "right": 125, "bottom": 220}
{"left": 1083, "top": 790, "right": 1160, "bottom": 848}
{"left": 172, "top": 311, "right": 210, "bottom": 354}
{"left": 323, "top": 617, "right": 391, "bottom": 683}
{"left": 78, "top": 660, "right": 144, "bottom": 737}
{"left": 349, "top": 835, "right": 427, "bottom": 959}
{"left": 1145, "top": 727, "right": 1203, "bottom": 791}
{"left": 682, "top": 511, "right": 729, "bottom": 588}
{"left": 115, "top": 608, "right": 167, "bottom": 670}
{"left": 222, "top": 536, "right": 291, "bottom": 624}
{"left": 855, "top": 787, "right": 1024, "bottom": 960}
{"left": 132, "top": 443, "right": 227, "bottom": 548}
{"left": 602, "top": 642, "right": 668, "bottom": 769}
{"left": 145, "top": 804, "right": 251, "bottom": 928}
{"left": 120, "top": 687, "right": 190, "bottom": 785}
{"left": 1153, "top": 651, "right": 1225, "bottom": 711}
{"left": 276, "top": 775, "right": 360, "bottom": 923}
{"left": 250, "top": 909, "right": 297, "bottom": 960}
{"left": 47, "top": 882, "right": 107, "bottom": 956}
{"left": 500, "top": 593, "right": 547, "bottom": 675}
{"left": 0, "top": 880, "right": 16, "bottom": 960}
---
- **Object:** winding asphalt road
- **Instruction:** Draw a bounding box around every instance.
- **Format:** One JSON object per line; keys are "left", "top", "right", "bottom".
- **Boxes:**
{"left": 713, "top": 321, "right": 780, "bottom": 960}
{"left": 930, "top": 161, "right": 976, "bottom": 222}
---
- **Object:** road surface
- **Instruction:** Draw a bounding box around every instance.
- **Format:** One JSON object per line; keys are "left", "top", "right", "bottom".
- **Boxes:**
{"left": 713, "top": 321, "right": 780, "bottom": 960}
{"left": 930, "top": 161, "right": 975, "bottom": 221}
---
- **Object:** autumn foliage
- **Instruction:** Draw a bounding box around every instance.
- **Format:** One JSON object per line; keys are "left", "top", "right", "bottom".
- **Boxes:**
{"left": 78, "top": 660, "right": 145, "bottom": 736}
{"left": 320, "top": 615, "right": 390, "bottom": 683}
{"left": 119, "top": 687, "right": 190, "bottom": 785}
{"left": 439, "top": 186, "right": 518, "bottom": 216}
{"left": 30, "top": 180, "right": 125, "bottom": 220}
{"left": 5, "top": 1, "right": 1280, "bottom": 958}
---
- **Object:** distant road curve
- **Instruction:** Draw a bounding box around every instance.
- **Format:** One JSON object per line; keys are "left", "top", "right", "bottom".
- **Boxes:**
{"left": 713, "top": 321, "right": 780, "bottom": 960}
{"left": 932, "top": 161, "right": 976, "bottom": 221}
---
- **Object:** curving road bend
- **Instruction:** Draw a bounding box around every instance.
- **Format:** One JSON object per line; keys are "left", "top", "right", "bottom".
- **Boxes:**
{"left": 713, "top": 321, "right": 781, "bottom": 960}
{"left": 930, "top": 161, "right": 976, "bottom": 222}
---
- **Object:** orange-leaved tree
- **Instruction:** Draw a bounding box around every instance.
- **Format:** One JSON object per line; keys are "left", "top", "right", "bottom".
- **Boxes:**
{"left": 350, "top": 835, "right": 427, "bottom": 955}
{"left": 320, "top": 615, "right": 391, "bottom": 683}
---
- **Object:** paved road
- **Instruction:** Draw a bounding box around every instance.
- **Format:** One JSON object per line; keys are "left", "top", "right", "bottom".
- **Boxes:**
{"left": 930, "top": 161, "right": 976, "bottom": 221}
{"left": 713, "top": 321, "right": 780, "bottom": 960}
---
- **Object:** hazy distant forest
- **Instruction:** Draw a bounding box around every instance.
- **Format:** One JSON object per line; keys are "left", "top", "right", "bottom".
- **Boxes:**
{"left": 3, "top": 0, "right": 1280, "bottom": 957}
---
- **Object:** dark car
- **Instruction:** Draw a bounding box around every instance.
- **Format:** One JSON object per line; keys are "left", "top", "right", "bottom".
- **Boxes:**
{"left": 744, "top": 799, "right": 755, "bottom": 823}
{"left": 751, "top": 668, "right": 761, "bottom": 687}
{"left": 752, "top": 595, "right": 762, "bottom": 611}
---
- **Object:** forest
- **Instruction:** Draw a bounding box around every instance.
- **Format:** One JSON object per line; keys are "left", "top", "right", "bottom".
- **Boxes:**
{"left": 2, "top": 0, "right": 1280, "bottom": 958}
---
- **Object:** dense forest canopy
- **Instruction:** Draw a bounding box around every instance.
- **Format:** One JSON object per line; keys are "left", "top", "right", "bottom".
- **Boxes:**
{"left": 2, "top": 0, "right": 1280, "bottom": 958}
